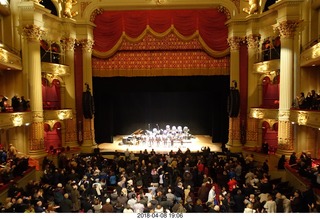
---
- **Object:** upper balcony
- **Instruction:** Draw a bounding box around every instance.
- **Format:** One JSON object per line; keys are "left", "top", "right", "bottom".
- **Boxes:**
{"left": 0, "top": 44, "right": 22, "bottom": 71}
{"left": 43, "top": 109, "right": 73, "bottom": 121}
{"left": 0, "top": 109, "right": 73, "bottom": 129}
{"left": 41, "top": 62, "right": 70, "bottom": 77}
{"left": 300, "top": 40, "right": 320, "bottom": 67}
{"left": 249, "top": 108, "right": 279, "bottom": 120}
{"left": 249, "top": 107, "right": 320, "bottom": 130}
{"left": 0, "top": 111, "right": 32, "bottom": 129}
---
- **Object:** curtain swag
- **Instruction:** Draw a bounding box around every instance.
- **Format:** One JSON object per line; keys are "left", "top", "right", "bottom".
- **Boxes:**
{"left": 93, "top": 9, "right": 230, "bottom": 58}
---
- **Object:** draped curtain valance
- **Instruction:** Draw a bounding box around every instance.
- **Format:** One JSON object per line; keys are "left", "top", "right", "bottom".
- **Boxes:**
{"left": 93, "top": 9, "right": 229, "bottom": 58}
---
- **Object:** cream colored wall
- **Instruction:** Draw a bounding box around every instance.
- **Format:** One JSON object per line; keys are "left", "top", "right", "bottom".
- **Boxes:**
{"left": 295, "top": 125, "right": 319, "bottom": 158}
{"left": 0, "top": 70, "right": 24, "bottom": 104}
{"left": 299, "top": 67, "right": 320, "bottom": 95}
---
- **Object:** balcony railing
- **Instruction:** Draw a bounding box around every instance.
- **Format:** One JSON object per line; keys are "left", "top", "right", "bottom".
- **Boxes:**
{"left": 249, "top": 108, "right": 279, "bottom": 120}
{"left": 250, "top": 107, "right": 320, "bottom": 130}
{"left": 0, "top": 47, "right": 22, "bottom": 70}
{"left": 41, "top": 62, "right": 70, "bottom": 77}
{"left": 43, "top": 109, "right": 73, "bottom": 121}
{"left": 0, "top": 111, "right": 32, "bottom": 129}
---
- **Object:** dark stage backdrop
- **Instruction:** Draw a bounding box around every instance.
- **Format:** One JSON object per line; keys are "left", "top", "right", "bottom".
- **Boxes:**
{"left": 93, "top": 76, "right": 229, "bottom": 144}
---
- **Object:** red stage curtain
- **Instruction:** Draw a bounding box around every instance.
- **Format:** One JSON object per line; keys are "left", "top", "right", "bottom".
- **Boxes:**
{"left": 93, "top": 9, "right": 229, "bottom": 58}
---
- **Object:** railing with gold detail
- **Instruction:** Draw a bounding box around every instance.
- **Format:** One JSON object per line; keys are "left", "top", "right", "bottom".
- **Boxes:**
{"left": 250, "top": 107, "right": 320, "bottom": 130}
{"left": 249, "top": 108, "right": 279, "bottom": 120}
{"left": 43, "top": 109, "right": 73, "bottom": 121}
{"left": 290, "top": 109, "right": 320, "bottom": 129}
{"left": 0, "top": 112, "right": 32, "bottom": 129}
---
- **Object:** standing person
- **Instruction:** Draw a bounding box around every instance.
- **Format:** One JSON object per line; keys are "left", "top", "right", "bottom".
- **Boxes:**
{"left": 227, "top": 177, "right": 238, "bottom": 193}
{"left": 290, "top": 189, "right": 302, "bottom": 212}
{"left": 277, "top": 155, "right": 286, "bottom": 170}
{"left": 289, "top": 152, "right": 297, "bottom": 166}
{"left": 101, "top": 198, "right": 114, "bottom": 213}
{"left": 263, "top": 194, "right": 277, "bottom": 213}
{"left": 174, "top": 182, "right": 184, "bottom": 203}
{"left": 70, "top": 184, "right": 81, "bottom": 212}
{"left": 60, "top": 193, "right": 73, "bottom": 213}
{"left": 207, "top": 185, "right": 216, "bottom": 206}
{"left": 262, "top": 141, "right": 269, "bottom": 154}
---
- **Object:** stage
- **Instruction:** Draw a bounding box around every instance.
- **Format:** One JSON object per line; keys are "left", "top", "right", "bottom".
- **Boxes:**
{"left": 95, "top": 135, "right": 222, "bottom": 154}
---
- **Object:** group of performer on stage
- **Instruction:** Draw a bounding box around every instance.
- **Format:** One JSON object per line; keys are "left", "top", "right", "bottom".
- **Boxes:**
{"left": 121, "top": 125, "right": 193, "bottom": 147}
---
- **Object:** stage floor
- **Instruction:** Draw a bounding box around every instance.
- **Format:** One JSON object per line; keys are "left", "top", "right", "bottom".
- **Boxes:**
{"left": 96, "top": 135, "right": 222, "bottom": 154}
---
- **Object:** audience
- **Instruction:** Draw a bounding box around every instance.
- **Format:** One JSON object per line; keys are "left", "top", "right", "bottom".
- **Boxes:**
{"left": 0, "top": 148, "right": 319, "bottom": 213}
{"left": 296, "top": 90, "right": 320, "bottom": 110}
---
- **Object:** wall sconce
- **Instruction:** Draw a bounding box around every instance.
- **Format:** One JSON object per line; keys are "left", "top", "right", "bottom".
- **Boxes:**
{"left": 11, "top": 114, "right": 23, "bottom": 126}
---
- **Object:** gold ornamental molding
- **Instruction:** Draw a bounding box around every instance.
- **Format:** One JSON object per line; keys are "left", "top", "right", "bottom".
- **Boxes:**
{"left": 300, "top": 42, "right": 320, "bottom": 67}
{"left": 41, "top": 62, "right": 70, "bottom": 77}
{"left": 0, "top": 47, "right": 22, "bottom": 70}
{"left": 250, "top": 108, "right": 320, "bottom": 129}
{"left": 252, "top": 59, "right": 280, "bottom": 73}
{"left": 290, "top": 110, "right": 320, "bottom": 129}
{"left": 0, "top": 112, "right": 32, "bottom": 129}
{"left": 43, "top": 109, "right": 73, "bottom": 121}
{"left": 249, "top": 108, "right": 279, "bottom": 120}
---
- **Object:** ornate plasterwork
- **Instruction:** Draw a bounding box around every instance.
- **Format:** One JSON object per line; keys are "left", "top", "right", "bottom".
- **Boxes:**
{"left": 41, "top": 62, "right": 70, "bottom": 76}
{"left": 227, "top": 36, "right": 243, "bottom": 51}
{"left": 90, "top": 8, "right": 104, "bottom": 22}
{"left": 81, "top": 1, "right": 92, "bottom": 17}
{"left": 32, "top": 111, "right": 44, "bottom": 121}
{"left": 0, "top": 48, "right": 22, "bottom": 70}
{"left": 277, "top": 120, "right": 293, "bottom": 151}
{"left": 246, "top": 34, "right": 261, "bottom": 50}
{"left": 77, "top": 39, "right": 94, "bottom": 53}
{"left": 61, "top": 37, "right": 76, "bottom": 51}
{"left": 29, "top": 121, "right": 45, "bottom": 151}
{"left": 297, "top": 111, "right": 309, "bottom": 125}
{"left": 22, "top": 24, "right": 46, "bottom": 41}
{"left": 273, "top": 20, "right": 302, "bottom": 38}
{"left": 278, "top": 110, "right": 290, "bottom": 121}
{"left": 217, "top": 6, "right": 231, "bottom": 19}
{"left": 230, "top": 0, "right": 240, "bottom": 12}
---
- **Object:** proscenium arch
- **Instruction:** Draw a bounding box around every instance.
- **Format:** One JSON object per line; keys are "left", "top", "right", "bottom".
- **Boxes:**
{"left": 82, "top": 0, "right": 239, "bottom": 23}
{"left": 81, "top": 0, "right": 237, "bottom": 60}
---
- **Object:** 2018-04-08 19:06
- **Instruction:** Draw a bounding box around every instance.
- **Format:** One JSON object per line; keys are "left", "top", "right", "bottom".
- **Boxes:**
{"left": 136, "top": 213, "right": 184, "bottom": 218}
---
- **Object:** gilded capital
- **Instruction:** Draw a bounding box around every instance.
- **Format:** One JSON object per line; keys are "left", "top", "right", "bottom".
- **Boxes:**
{"left": 22, "top": 24, "right": 46, "bottom": 41}
{"left": 246, "top": 34, "right": 261, "bottom": 50}
{"left": 227, "top": 36, "right": 243, "bottom": 51}
{"left": 274, "top": 20, "right": 301, "bottom": 38}
{"left": 77, "top": 39, "right": 94, "bottom": 53}
{"left": 61, "top": 37, "right": 76, "bottom": 51}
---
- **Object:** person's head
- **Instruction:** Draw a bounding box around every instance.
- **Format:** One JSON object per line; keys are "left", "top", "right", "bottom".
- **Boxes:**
{"left": 196, "top": 199, "right": 202, "bottom": 205}
{"left": 246, "top": 203, "right": 253, "bottom": 209}
{"left": 294, "top": 189, "right": 300, "bottom": 197}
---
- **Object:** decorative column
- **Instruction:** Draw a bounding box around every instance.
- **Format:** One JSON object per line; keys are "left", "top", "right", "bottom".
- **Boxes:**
{"left": 245, "top": 34, "right": 260, "bottom": 150}
{"left": 226, "top": 36, "right": 242, "bottom": 152}
{"left": 21, "top": 24, "right": 46, "bottom": 157}
{"left": 80, "top": 39, "right": 96, "bottom": 152}
{"left": 274, "top": 20, "right": 300, "bottom": 156}
{"left": 61, "top": 37, "right": 78, "bottom": 148}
